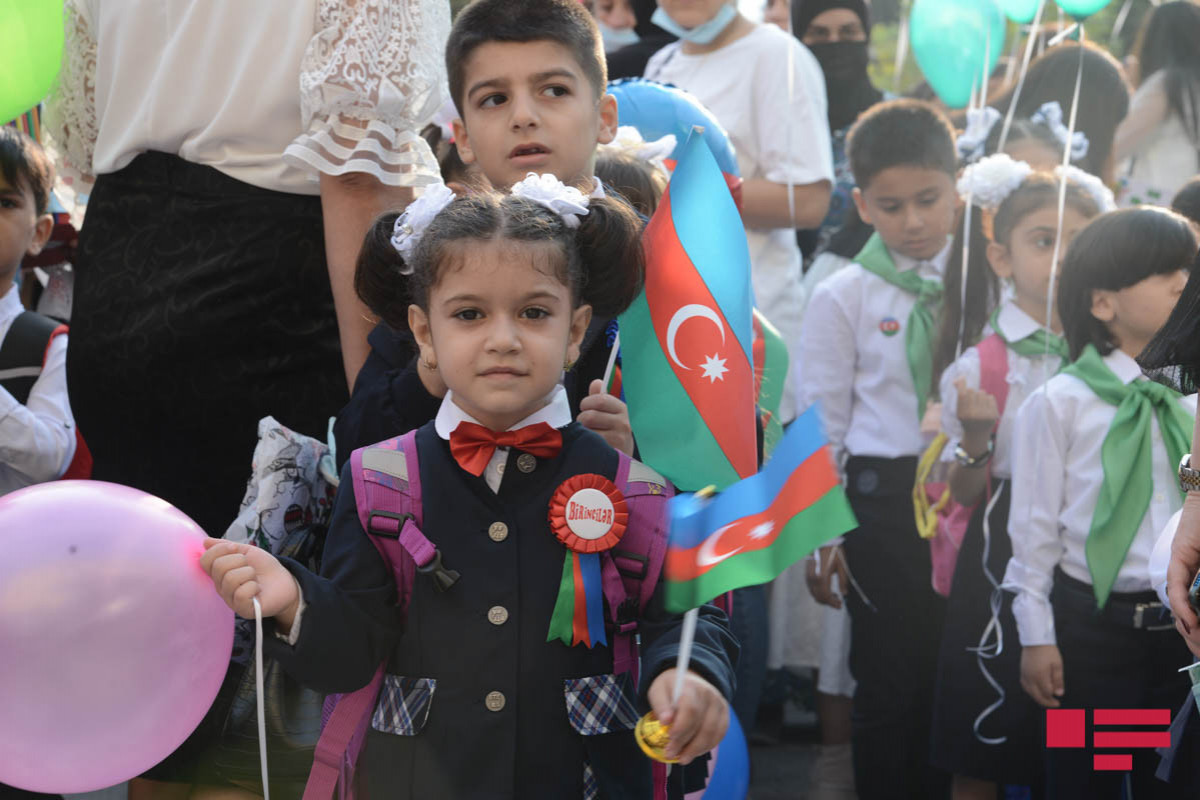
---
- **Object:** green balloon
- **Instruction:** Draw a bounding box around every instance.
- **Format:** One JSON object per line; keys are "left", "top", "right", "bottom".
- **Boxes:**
{"left": 999, "top": 0, "right": 1041, "bottom": 24}
{"left": 1055, "top": 0, "right": 1112, "bottom": 19}
{"left": 0, "top": 0, "right": 64, "bottom": 125}
{"left": 910, "top": 0, "right": 1007, "bottom": 109}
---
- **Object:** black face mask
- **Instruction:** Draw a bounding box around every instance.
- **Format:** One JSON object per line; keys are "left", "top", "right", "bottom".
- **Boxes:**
{"left": 807, "top": 41, "right": 880, "bottom": 132}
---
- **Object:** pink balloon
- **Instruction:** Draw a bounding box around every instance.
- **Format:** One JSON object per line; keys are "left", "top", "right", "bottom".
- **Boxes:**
{"left": 0, "top": 481, "right": 233, "bottom": 793}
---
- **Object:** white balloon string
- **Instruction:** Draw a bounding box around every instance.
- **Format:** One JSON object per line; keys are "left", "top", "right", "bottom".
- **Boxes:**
{"left": 254, "top": 596, "right": 270, "bottom": 800}
{"left": 967, "top": 483, "right": 1008, "bottom": 745}
{"left": 997, "top": 0, "right": 1048, "bottom": 152}
{"left": 894, "top": 0, "right": 911, "bottom": 95}
{"left": 1110, "top": 0, "right": 1134, "bottom": 47}
{"left": 786, "top": 14, "right": 797, "bottom": 230}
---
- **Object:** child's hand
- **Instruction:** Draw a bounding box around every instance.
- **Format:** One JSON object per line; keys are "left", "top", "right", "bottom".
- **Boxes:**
{"left": 1020, "top": 644, "right": 1065, "bottom": 708}
{"left": 646, "top": 669, "right": 730, "bottom": 764}
{"left": 955, "top": 377, "right": 1000, "bottom": 439}
{"left": 920, "top": 401, "right": 943, "bottom": 436}
{"left": 201, "top": 537, "right": 301, "bottom": 630}
{"left": 806, "top": 544, "right": 848, "bottom": 609}
{"left": 578, "top": 379, "right": 634, "bottom": 455}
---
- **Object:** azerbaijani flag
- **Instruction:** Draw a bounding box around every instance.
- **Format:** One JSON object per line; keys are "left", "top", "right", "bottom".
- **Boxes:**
{"left": 752, "top": 309, "right": 788, "bottom": 457}
{"left": 663, "top": 405, "right": 857, "bottom": 613}
{"left": 619, "top": 130, "right": 757, "bottom": 492}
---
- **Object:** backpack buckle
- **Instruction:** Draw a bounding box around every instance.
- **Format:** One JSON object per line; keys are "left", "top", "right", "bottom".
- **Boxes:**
{"left": 416, "top": 550, "right": 460, "bottom": 592}
{"left": 366, "top": 510, "right": 414, "bottom": 538}
{"left": 612, "top": 548, "right": 649, "bottom": 580}
{"left": 615, "top": 597, "right": 640, "bottom": 630}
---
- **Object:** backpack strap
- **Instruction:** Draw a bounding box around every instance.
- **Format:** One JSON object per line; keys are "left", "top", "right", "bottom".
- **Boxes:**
{"left": 0, "top": 311, "right": 65, "bottom": 405}
{"left": 976, "top": 334, "right": 1011, "bottom": 420}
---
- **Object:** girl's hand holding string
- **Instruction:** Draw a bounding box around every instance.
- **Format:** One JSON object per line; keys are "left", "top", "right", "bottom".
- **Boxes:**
{"left": 1020, "top": 644, "right": 1065, "bottom": 708}
{"left": 646, "top": 668, "right": 730, "bottom": 764}
{"left": 578, "top": 379, "right": 634, "bottom": 455}
{"left": 954, "top": 377, "right": 1000, "bottom": 444}
{"left": 201, "top": 537, "right": 302, "bottom": 633}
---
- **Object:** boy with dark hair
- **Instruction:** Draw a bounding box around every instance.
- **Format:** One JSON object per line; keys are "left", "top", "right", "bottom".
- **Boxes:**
{"left": 0, "top": 127, "right": 79, "bottom": 497}
{"left": 797, "top": 98, "right": 959, "bottom": 799}
{"left": 336, "top": 0, "right": 632, "bottom": 464}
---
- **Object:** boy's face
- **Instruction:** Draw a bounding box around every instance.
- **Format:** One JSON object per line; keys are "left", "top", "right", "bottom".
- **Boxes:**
{"left": 854, "top": 165, "right": 957, "bottom": 261}
{"left": 1091, "top": 268, "right": 1188, "bottom": 353}
{"left": 453, "top": 40, "right": 618, "bottom": 192}
{"left": 0, "top": 174, "right": 52, "bottom": 287}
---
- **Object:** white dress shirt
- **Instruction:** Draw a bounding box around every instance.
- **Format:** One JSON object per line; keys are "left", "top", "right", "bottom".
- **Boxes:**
{"left": 939, "top": 301, "right": 1063, "bottom": 480}
{"left": 796, "top": 239, "right": 952, "bottom": 470}
{"left": 1004, "top": 349, "right": 1196, "bottom": 646}
{"left": 47, "top": 0, "right": 449, "bottom": 193}
{"left": 0, "top": 286, "right": 77, "bottom": 495}
{"left": 645, "top": 24, "right": 833, "bottom": 423}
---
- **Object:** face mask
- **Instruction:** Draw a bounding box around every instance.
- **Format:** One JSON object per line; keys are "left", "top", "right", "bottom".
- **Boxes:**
{"left": 650, "top": 3, "right": 738, "bottom": 45}
{"left": 807, "top": 41, "right": 870, "bottom": 85}
{"left": 598, "top": 20, "right": 641, "bottom": 51}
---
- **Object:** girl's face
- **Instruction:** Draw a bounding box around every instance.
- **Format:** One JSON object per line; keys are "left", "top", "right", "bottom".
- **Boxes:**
{"left": 1092, "top": 269, "right": 1189, "bottom": 355}
{"left": 409, "top": 239, "right": 592, "bottom": 432}
{"left": 988, "top": 204, "right": 1092, "bottom": 322}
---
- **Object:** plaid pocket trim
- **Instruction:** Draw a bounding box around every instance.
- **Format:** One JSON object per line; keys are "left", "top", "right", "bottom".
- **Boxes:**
{"left": 371, "top": 675, "right": 437, "bottom": 735}
{"left": 563, "top": 672, "right": 640, "bottom": 736}
{"left": 583, "top": 759, "right": 600, "bottom": 800}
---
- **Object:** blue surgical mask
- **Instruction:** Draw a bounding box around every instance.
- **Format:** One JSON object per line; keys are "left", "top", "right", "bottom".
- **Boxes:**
{"left": 598, "top": 20, "right": 641, "bottom": 51}
{"left": 650, "top": 3, "right": 738, "bottom": 45}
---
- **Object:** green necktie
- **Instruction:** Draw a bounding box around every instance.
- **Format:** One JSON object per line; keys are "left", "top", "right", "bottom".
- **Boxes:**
{"left": 989, "top": 306, "right": 1070, "bottom": 369}
{"left": 1062, "top": 344, "right": 1195, "bottom": 609}
{"left": 855, "top": 232, "right": 943, "bottom": 420}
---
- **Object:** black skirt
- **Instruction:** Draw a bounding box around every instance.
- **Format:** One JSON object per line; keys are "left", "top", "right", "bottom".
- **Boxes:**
{"left": 68, "top": 152, "right": 346, "bottom": 537}
{"left": 929, "top": 480, "right": 1044, "bottom": 787}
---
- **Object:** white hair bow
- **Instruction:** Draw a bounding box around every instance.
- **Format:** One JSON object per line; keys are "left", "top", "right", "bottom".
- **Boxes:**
{"left": 510, "top": 173, "right": 591, "bottom": 228}
{"left": 1031, "top": 102, "right": 1090, "bottom": 162}
{"left": 956, "top": 107, "right": 1003, "bottom": 165}
{"left": 390, "top": 182, "right": 457, "bottom": 271}
{"left": 598, "top": 126, "right": 678, "bottom": 175}
{"left": 1056, "top": 164, "right": 1116, "bottom": 212}
{"left": 957, "top": 153, "right": 1034, "bottom": 211}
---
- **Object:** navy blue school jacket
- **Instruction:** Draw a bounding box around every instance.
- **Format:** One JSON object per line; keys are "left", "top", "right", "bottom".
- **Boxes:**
{"left": 265, "top": 421, "right": 738, "bottom": 800}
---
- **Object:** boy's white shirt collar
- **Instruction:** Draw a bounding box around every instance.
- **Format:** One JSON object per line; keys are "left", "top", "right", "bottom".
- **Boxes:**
{"left": 434, "top": 384, "right": 572, "bottom": 440}
{"left": 1102, "top": 348, "right": 1146, "bottom": 386}
{"left": 0, "top": 284, "right": 21, "bottom": 323}
{"left": 888, "top": 237, "right": 953, "bottom": 278}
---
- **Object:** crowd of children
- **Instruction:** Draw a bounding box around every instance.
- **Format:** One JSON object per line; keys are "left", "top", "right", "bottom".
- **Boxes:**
{"left": 5, "top": 0, "right": 1200, "bottom": 799}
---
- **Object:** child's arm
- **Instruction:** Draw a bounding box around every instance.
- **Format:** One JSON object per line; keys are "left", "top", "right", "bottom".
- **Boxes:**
{"left": 946, "top": 377, "right": 1000, "bottom": 506}
{"left": 638, "top": 593, "right": 738, "bottom": 764}
{"left": 1005, "top": 390, "right": 1069, "bottom": 707}
{"left": 0, "top": 334, "right": 76, "bottom": 485}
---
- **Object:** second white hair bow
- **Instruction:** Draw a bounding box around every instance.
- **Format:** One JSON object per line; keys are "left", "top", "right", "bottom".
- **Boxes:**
{"left": 510, "top": 173, "right": 591, "bottom": 228}
{"left": 390, "top": 182, "right": 457, "bottom": 271}
{"left": 1031, "top": 101, "right": 1090, "bottom": 162}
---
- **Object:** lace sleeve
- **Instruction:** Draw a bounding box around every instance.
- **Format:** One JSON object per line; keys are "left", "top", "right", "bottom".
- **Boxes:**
{"left": 284, "top": 0, "right": 450, "bottom": 187}
{"left": 43, "top": 0, "right": 98, "bottom": 186}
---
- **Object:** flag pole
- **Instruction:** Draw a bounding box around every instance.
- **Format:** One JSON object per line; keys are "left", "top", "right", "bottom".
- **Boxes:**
{"left": 671, "top": 485, "right": 717, "bottom": 703}
{"left": 601, "top": 331, "right": 620, "bottom": 393}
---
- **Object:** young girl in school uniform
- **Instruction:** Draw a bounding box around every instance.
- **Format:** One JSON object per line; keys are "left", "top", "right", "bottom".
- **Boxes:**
{"left": 928, "top": 154, "right": 1110, "bottom": 800}
{"left": 201, "top": 179, "right": 736, "bottom": 799}
{"left": 1004, "top": 206, "right": 1198, "bottom": 800}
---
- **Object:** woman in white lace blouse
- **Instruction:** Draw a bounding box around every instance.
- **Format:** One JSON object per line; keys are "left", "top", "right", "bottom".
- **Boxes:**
{"left": 43, "top": 1, "right": 448, "bottom": 795}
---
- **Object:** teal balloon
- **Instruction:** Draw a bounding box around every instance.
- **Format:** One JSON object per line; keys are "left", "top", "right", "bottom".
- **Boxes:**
{"left": 0, "top": 0, "right": 64, "bottom": 124}
{"left": 999, "top": 0, "right": 1041, "bottom": 23}
{"left": 910, "top": 0, "right": 1006, "bottom": 109}
{"left": 1055, "top": 0, "right": 1112, "bottom": 19}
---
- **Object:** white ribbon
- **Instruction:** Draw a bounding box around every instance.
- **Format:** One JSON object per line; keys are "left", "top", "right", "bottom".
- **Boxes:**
{"left": 1031, "top": 101, "right": 1090, "bottom": 162}
{"left": 957, "top": 154, "right": 1035, "bottom": 212}
{"left": 510, "top": 173, "right": 591, "bottom": 228}
{"left": 391, "top": 182, "right": 458, "bottom": 268}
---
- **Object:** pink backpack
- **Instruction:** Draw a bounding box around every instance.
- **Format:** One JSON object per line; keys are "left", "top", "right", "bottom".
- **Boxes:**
{"left": 302, "top": 429, "right": 690, "bottom": 799}
{"left": 921, "top": 334, "right": 1010, "bottom": 596}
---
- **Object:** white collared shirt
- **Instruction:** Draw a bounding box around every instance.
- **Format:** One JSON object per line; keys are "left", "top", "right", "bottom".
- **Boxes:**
{"left": 939, "top": 301, "right": 1064, "bottom": 479}
{"left": 1004, "top": 349, "right": 1196, "bottom": 646}
{"left": 795, "top": 239, "right": 953, "bottom": 470}
{"left": 0, "top": 286, "right": 77, "bottom": 495}
{"left": 435, "top": 385, "right": 573, "bottom": 493}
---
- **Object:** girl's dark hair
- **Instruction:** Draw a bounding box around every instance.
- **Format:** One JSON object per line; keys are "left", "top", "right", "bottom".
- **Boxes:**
{"left": 981, "top": 117, "right": 1063, "bottom": 167}
{"left": 933, "top": 172, "right": 1102, "bottom": 389}
{"left": 1172, "top": 176, "right": 1200, "bottom": 228}
{"left": 1059, "top": 206, "right": 1196, "bottom": 360}
{"left": 986, "top": 41, "right": 1130, "bottom": 183}
{"left": 355, "top": 191, "right": 645, "bottom": 332}
{"left": 595, "top": 152, "right": 666, "bottom": 217}
{"left": 1141, "top": 246, "right": 1200, "bottom": 392}
{"left": 420, "top": 123, "right": 472, "bottom": 187}
{"left": 1132, "top": 1, "right": 1200, "bottom": 146}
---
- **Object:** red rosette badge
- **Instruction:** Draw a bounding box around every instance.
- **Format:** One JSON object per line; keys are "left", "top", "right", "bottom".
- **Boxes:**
{"left": 548, "top": 474, "right": 628, "bottom": 553}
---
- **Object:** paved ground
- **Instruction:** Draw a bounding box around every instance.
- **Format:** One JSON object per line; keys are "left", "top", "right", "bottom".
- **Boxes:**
{"left": 748, "top": 727, "right": 820, "bottom": 799}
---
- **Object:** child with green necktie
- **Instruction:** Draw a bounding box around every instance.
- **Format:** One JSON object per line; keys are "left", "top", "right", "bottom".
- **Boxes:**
{"left": 1004, "top": 206, "right": 1198, "bottom": 800}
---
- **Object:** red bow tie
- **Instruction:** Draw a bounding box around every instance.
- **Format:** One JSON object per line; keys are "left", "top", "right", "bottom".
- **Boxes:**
{"left": 449, "top": 421, "right": 564, "bottom": 477}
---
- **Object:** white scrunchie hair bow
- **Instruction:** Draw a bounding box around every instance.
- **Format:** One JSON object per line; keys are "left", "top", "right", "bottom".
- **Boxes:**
{"left": 957, "top": 153, "right": 1034, "bottom": 211}
{"left": 598, "top": 126, "right": 678, "bottom": 176}
{"left": 510, "top": 173, "right": 591, "bottom": 228}
{"left": 1056, "top": 164, "right": 1116, "bottom": 213}
{"left": 1031, "top": 101, "right": 1090, "bottom": 162}
{"left": 390, "top": 182, "right": 457, "bottom": 272}
{"left": 956, "top": 107, "right": 1003, "bottom": 165}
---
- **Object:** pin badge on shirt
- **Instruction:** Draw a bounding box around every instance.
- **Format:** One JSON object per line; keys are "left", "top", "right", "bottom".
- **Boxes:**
{"left": 879, "top": 317, "right": 901, "bottom": 337}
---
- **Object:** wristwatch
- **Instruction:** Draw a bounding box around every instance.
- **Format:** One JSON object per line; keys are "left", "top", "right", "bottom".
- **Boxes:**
{"left": 954, "top": 437, "right": 994, "bottom": 469}
{"left": 1179, "top": 454, "right": 1200, "bottom": 492}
